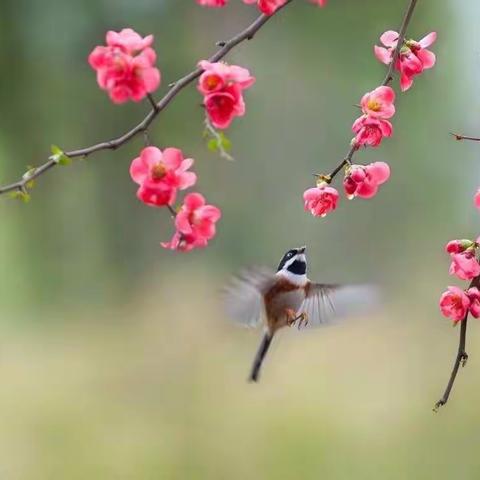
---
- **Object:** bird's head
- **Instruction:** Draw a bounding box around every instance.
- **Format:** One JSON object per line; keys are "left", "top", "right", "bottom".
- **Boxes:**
{"left": 276, "top": 246, "right": 308, "bottom": 286}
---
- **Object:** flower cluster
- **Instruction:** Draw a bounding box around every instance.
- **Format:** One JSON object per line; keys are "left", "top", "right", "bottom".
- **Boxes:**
{"left": 196, "top": 0, "right": 327, "bottom": 15}
{"left": 303, "top": 28, "right": 437, "bottom": 219}
{"left": 130, "top": 147, "right": 221, "bottom": 252}
{"left": 198, "top": 60, "right": 255, "bottom": 130}
{"left": 88, "top": 28, "right": 161, "bottom": 104}
{"left": 375, "top": 30, "right": 437, "bottom": 92}
{"left": 440, "top": 238, "right": 480, "bottom": 323}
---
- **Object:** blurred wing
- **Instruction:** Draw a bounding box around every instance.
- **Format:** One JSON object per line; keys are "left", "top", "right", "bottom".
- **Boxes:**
{"left": 297, "top": 283, "right": 379, "bottom": 329}
{"left": 222, "top": 267, "right": 276, "bottom": 328}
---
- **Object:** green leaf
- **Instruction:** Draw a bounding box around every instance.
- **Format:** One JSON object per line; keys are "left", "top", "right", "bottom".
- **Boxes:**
{"left": 207, "top": 138, "right": 219, "bottom": 152}
{"left": 218, "top": 132, "right": 232, "bottom": 152}
{"left": 50, "top": 144, "right": 71, "bottom": 166}
{"left": 9, "top": 190, "right": 31, "bottom": 203}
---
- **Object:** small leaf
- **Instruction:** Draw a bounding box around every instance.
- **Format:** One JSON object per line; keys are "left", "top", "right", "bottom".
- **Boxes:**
{"left": 207, "top": 138, "right": 219, "bottom": 152}
{"left": 218, "top": 132, "right": 232, "bottom": 152}
{"left": 49, "top": 144, "right": 71, "bottom": 166}
{"left": 9, "top": 190, "right": 31, "bottom": 203}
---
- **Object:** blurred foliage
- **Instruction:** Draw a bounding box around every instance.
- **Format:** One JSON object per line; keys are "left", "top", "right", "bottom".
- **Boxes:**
{"left": 0, "top": 0, "right": 479, "bottom": 478}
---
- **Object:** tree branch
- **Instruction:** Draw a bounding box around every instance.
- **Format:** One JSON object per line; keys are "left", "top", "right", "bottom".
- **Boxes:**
{"left": 450, "top": 132, "right": 480, "bottom": 142}
{"left": 434, "top": 314, "right": 469, "bottom": 411}
{"left": 0, "top": 1, "right": 293, "bottom": 197}
{"left": 322, "top": 0, "right": 419, "bottom": 182}
{"left": 434, "top": 275, "right": 480, "bottom": 411}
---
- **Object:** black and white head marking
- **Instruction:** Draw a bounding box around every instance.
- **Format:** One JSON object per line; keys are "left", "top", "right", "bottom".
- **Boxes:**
{"left": 276, "top": 246, "right": 308, "bottom": 286}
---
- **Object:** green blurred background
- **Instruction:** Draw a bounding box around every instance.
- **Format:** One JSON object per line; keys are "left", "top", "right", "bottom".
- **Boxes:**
{"left": 0, "top": 0, "right": 479, "bottom": 478}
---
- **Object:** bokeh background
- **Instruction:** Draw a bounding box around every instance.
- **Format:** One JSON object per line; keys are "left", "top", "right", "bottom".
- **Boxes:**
{"left": 0, "top": 0, "right": 479, "bottom": 478}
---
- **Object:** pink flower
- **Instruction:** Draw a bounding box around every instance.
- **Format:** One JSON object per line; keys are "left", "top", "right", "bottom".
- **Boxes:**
{"left": 310, "top": 0, "right": 327, "bottom": 5}
{"left": 130, "top": 147, "right": 197, "bottom": 207}
{"left": 88, "top": 29, "right": 161, "bottom": 103}
{"left": 343, "top": 162, "right": 390, "bottom": 199}
{"left": 303, "top": 183, "right": 339, "bottom": 217}
{"left": 474, "top": 189, "right": 480, "bottom": 210}
{"left": 197, "top": 61, "right": 255, "bottom": 130}
{"left": 105, "top": 28, "right": 154, "bottom": 54}
{"left": 467, "top": 287, "right": 480, "bottom": 318}
{"left": 360, "top": 86, "right": 396, "bottom": 119}
{"left": 439, "top": 286, "right": 470, "bottom": 324}
{"left": 198, "top": 61, "right": 255, "bottom": 95}
{"left": 374, "top": 30, "right": 437, "bottom": 91}
{"left": 449, "top": 250, "right": 480, "bottom": 281}
{"left": 161, "top": 231, "right": 209, "bottom": 252}
{"left": 242, "top": 0, "right": 287, "bottom": 15}
{"left": 352, "top": 115, "right": 392, "bottom": 147}
{"left": 197, "top": 0, "right": 228, "bottom": 6}
{"left": 445, "top": 239, "right": 475, "bottom": 254}
{"left": 162, "top": 193, "right": 222, "bottom": 252}
{"left": 204, "top": 85, "right": 246, "bottom": 129}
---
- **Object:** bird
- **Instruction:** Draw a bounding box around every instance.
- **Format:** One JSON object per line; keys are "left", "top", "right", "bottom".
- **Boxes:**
{"left": 223, "top": 246, "right": 377, "bottom": 382}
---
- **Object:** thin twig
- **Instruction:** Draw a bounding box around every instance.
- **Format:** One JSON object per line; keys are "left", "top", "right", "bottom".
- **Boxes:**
{"left": 434, "top": 276, "right": 479, "bottom": 410}
{"left": 204, "top": 117, "right": 234, "bottom": 161}
{"left": 434, "top": 315, "right": 469, "bottom": 411}
{"left": 321, "top": 0, "right": 419, "bottom": 182}
{"left": 0, "top": 1, "right": 293, "bottom": 197}
{"left": 450, "top": 132, "right": 480, "bottom": 142}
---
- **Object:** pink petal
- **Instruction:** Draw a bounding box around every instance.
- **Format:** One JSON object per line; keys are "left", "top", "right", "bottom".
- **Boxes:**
{"left": 380, "top": 30, "right": 399, "bottom": 48}
{"left": 129, "top": 156, "right": 148, "bottom": 184}
{"left": 141, "top": 146, "right": 163, "bottom": 169}
{"left": 367, "top": 162, "right": 390, "bottom": 184}
{"left": 416, "top": 49, "right": 436, "bottom": 69}
{"left": 162, "top": 148, "right": 183, "bottom": 170}
{"left": 474, "top": 189, "right": 480, "bottom": 210}
{"left": 177, "top": 171, "right": 197, "bottom": 190}
{"left": 400, "top": 73, "right": 414, "bottom": 92}
{"left": 418, "top": 31, "right": 437, "bottom": 49}
{"left": 374, "top": 46, "right": 392, "bottom": 65}
{"left": 175, "top": 212, "right": 193, "bottom": 235}
{"left": 184, "top": 192, "right": 206, "bottom": 210}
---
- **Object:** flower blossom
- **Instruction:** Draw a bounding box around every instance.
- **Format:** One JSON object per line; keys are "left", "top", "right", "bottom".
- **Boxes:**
{"left": 343, "top": 162, "right": 390, "bottom": 199}
{"left": 439, "top": 286, "right": 471, "bottom": 324}
{"left": 467, "top": 287, "right": 480, "bottom": 318}
{"left": 303, "top": 183, "right": 339, "bottom": 218}
{"left": 360, "top": 86, "right": 395, "bottom": 119}
{"left": 196, "top": 0, "right": 228, "bottom": 6}
{"left": 162, "top": 193, "right": 222, "bottom": 251}
{"left": 474, "top": 189, "right": 480, "bottom": 211}
{"left": 198, "top": 60, "right": 255, "bottom": 129}
{"left": 449, "top": 250, "right": 480, "bottom": 281}
{"left": 89, "top": 28, "right": 161, "bottom": 103}
{"left": 130, "top": 147, "right": 196, "bottom": 207}
{"left": 374, "top": 30, "right": 437, "bottom": 91}
{"left": 198, "top": 0, "right": 327, "bottom": 11}
{"left": 352, "top": 115, "right": 393, "bottom": 148}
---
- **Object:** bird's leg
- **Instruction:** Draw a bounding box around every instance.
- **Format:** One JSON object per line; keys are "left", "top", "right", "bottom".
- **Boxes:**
{"left": 285, "top": 308, "right": 298, "bottom": 327}
{"left": 285, "top": 309, "right": 309, "bottom": 328}
{"left": 296, "top": 312, "right": 309, "bottom": 329}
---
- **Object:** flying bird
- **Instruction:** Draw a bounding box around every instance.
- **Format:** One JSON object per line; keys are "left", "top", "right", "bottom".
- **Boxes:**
{"left": 223, "top": 246, "right": 377, "bottom": 382}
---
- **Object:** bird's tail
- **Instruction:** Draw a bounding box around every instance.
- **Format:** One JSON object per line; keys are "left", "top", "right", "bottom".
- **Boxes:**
{"left": 249, "top": 333, "right": 273, "bottom": 383}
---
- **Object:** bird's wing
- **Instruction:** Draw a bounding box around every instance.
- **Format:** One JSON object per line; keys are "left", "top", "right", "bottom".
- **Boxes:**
{"left": 222, "top": 267, "right": 277, "bottom": 328}
{"left": 296, "top": 283, "right": 379, "bottom": 329}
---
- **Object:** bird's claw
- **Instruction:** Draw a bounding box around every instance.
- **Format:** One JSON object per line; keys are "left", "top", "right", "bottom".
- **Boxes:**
{"left": 285, "top": 309, "right": 308, "bottom": 329}
{"left": 296, "top": 312, "right": 309, "bottom": 329}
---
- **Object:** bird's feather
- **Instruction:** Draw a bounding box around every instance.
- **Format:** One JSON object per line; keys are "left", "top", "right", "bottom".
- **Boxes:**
{"left": 222, "top": 267, "right": 276, "bottom": 328}
{"left": 296, "top": 283, "right": 379, "bottom": 329}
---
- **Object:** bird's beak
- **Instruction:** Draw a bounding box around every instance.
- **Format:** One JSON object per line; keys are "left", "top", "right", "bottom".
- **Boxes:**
{"left": 298, "top": 246, "right": 306, "bottom": 254}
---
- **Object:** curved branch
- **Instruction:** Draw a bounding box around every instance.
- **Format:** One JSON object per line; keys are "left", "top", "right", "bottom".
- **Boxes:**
{"left": 0, "top": 1, "right": 293, "bottom": 196}
{"left": 323, "top": 0, "right": 419, "bottom": 181}
{"left": 434, "top": 316, "right": 469, "bottom": 411}
{"left": 434, "top": 275, "right": 480, "bottom": 410}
